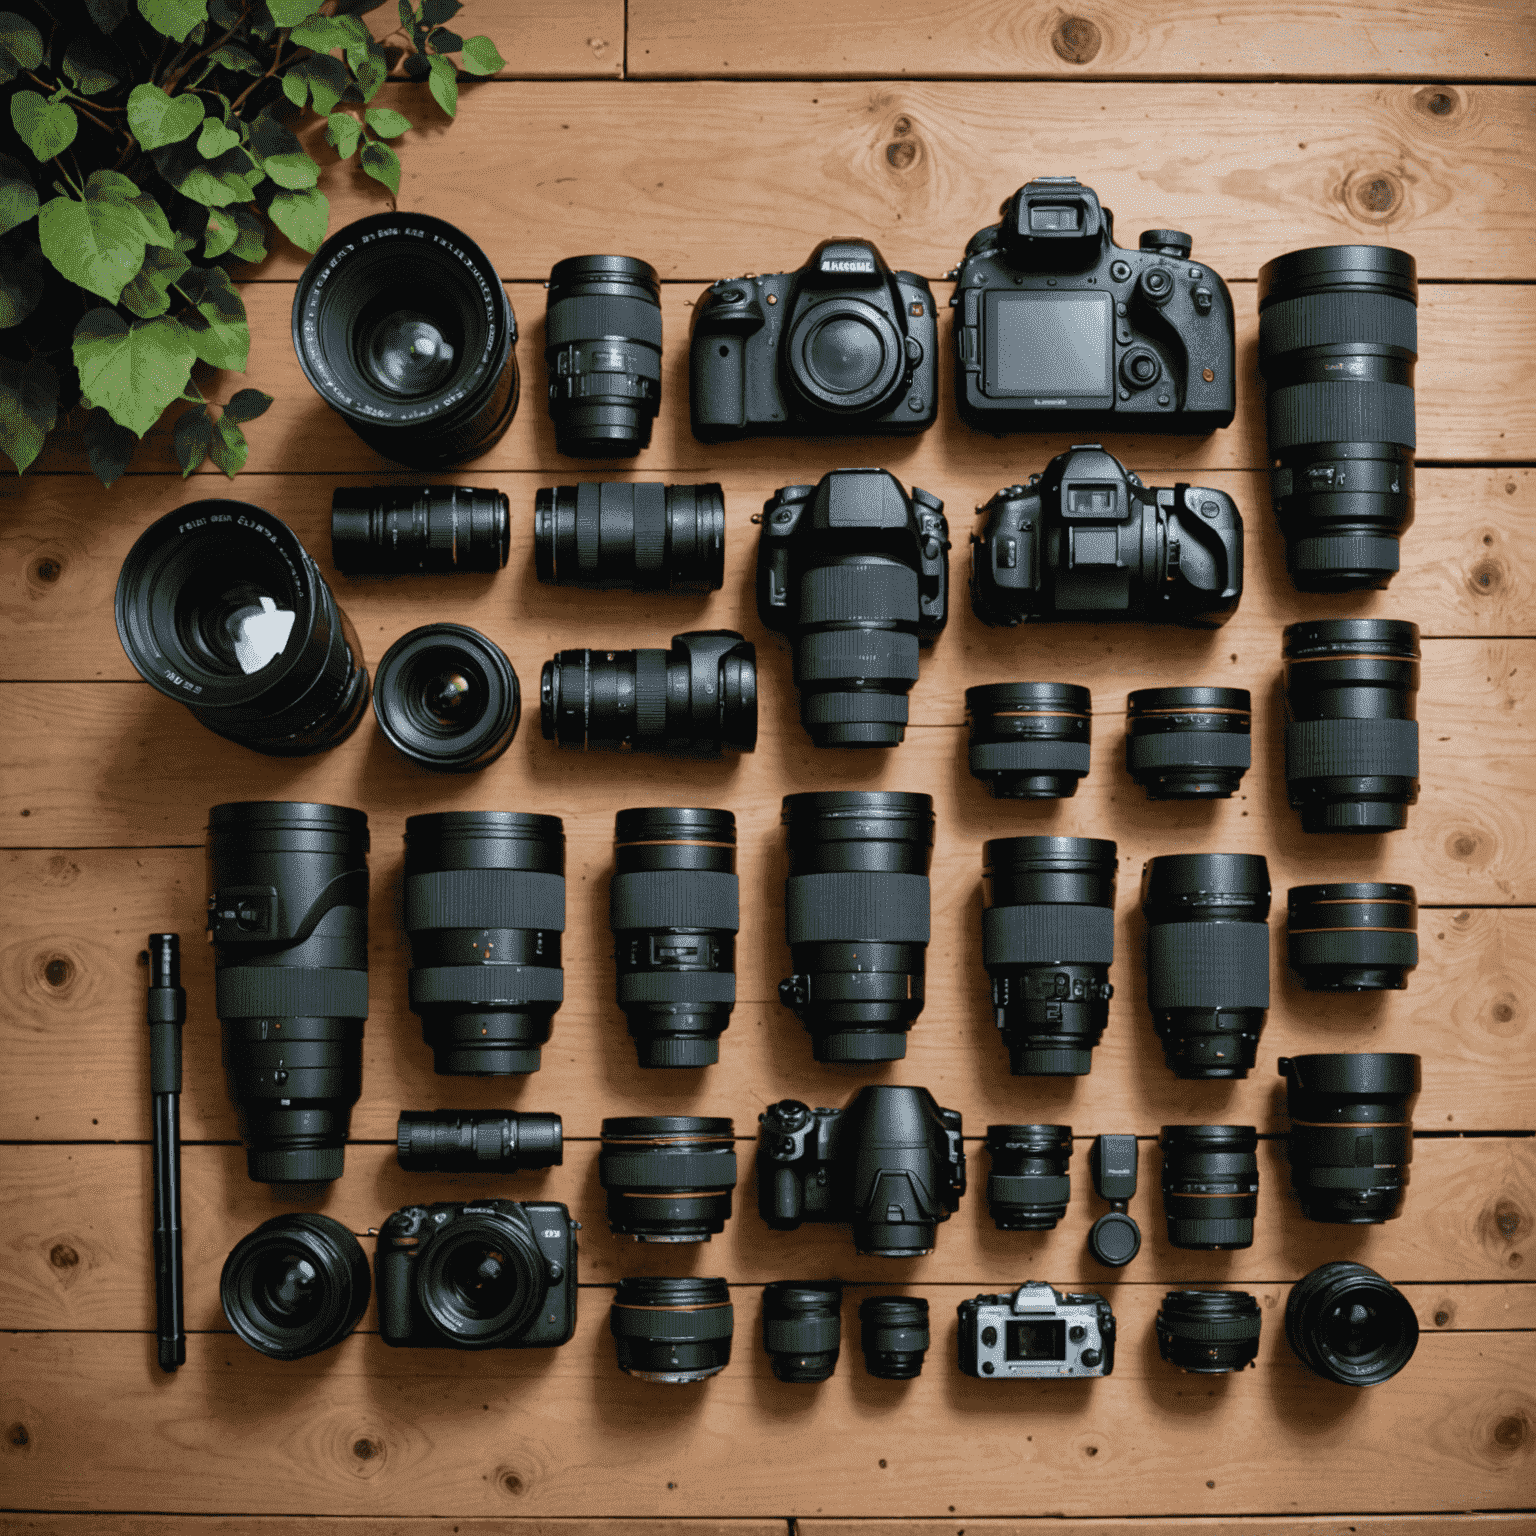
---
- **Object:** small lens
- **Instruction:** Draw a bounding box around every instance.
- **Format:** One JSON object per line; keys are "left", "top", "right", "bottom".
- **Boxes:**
{"left": 762, "top": 1281, "right": 842, "bottom": 1384}
{"left": 1285, "top": 1260, "right": 1418, "bottom": 1386}
{"left": 1155, "top": 1290, "right": 1262, "bottom": 1374}
{"left": 417, "top": 1214, "right": 544, "bottom": 1344}
{"left": 1287, "top": 882, "right": 1418, "bottom": 991}
{"left": 611, "top": 1276, "right": 734, "bottom": 1383}
{"left": 859, "top": 1296, "right": 930, "bottom": 1380}
{"left": 965, "top": 682, "right": 1092, "bottom": 799}
{"left": 1159, "top": 1125, "right": 1259, "bottom": 1250}
{"left": 535, "top": 483, "right": 725, "bottom": 593}
{"left": 599, "top": 1116, "right": 737, "bottom": 1242}
{"left": 331, "top": 486, "right": 510, "bottom": 575}
{"left": 985, "top": 1123, "right": 1072, "bottom": 1231}
{"left": 1126, "top": 687, "right": 1251, "bottom": 800}
{"left": 396, "top": 1110, "right": 563, "bottom": 1173}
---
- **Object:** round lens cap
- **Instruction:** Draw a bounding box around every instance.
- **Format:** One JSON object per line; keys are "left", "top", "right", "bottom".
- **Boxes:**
{"left": 1088, "top": 1211, "right": 1142, "bottom": 1268}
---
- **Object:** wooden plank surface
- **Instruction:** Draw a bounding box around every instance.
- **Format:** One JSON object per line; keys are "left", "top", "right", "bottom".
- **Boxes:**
{"left": 367, "top": 0, "right": 624, "bottom": 77}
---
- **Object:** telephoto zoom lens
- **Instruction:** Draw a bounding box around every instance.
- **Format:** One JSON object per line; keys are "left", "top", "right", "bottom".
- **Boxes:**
{"left": 374, "top": 624, "right": 520, "bottom": 772}
{"left": 611, "top": 807, "right": 738, "bottom": 1067}
{"left": 1155, "top": 1290, "right": 1262, "bottom": 1374}
{"left": 1160, "top": 1125, "right": 1260, "bottom": 1251}
{"left": 541, "top": 630, "right": 757, "bottom": 756}
{"left": 1126, "top": 687, "right": 1251, "bottom": 801}
{"left": 117, "top": 503, "right": 369, "bottom": 757}
{"left": 986, "top": 1124, "right": 1072, "bottom": 1232}
{"left": 1259, "top": 245, "right": 1417, "bottom": 592}
{"left": 330, "top": 485, "right": 510, "bottom": 574}
{"left": 221, "top": 1213, "right": 371, "bottom": 1360}
{"left": 208, "top": 802, "right": 369, "bottom": 1184}
{"left": 1286, "top": 1261, "right": 1418, "bottom": 1386}
{"left": 762, "top": 1282, "right": 842, "bottom": 1384}
{"left": 396, "top": 1110, "right": 563, "bottom": 1173}
{"left": 1141, "top": 853, "right": 1270, "bottom": 1080}
{"left": 546, "top": 254, "right": 663, "bottom": 457}
{"left": 294, "top": 213, "right": 518, "bottom": 468}
{"left": 859, "top": 1296, "right": 930, "bottom": 1380}
{"left": 983, "top": 836, "right": 1117, "bottom": 1077}
{"left": 1279, "top": 1053, "right": 1421, "bottom": 1224}
{"left": 1284, "top": 618, "right": 1420, "bottom": 834}
{"left": 780, "top": 792, "right": 934, "bottom": 1062}
{"left": 403, "top": 812, "right": 565, "bottom": 1075}
{"left": 599, "top": 1116, "right": 738, "bottom": 1242}
{"left": 611, "top": 1277, "right": 733, "bottom": 1383}
{"left": 965, "top": 682, "right": 1092, "bottom": 799}
{"left": 1288, "top": 882, "right": 1418, "bottom": 991}
{"left": 535, "top": 483, "right": 725, "bottom": 592}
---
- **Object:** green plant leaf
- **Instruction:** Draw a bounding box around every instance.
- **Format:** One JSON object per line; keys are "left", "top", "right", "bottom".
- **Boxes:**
{"left": 400, "top": 49, "right": 428, "bottom": 80}
{"left": 325, "top": 112, "right": 361, "bottom": 159}
{"left": 364, "top": 106, "right": 410, "bottom": 138}
{"left": 73, "top": 307, "right": 197, "bottom": 437}
{"left": 457, "top": 33, "right": 503, "bottom": 74}
{"left": 38, "top": 191, "right": 152, "bottom": 303}
{"left": 426, "top": 27, "right": 460, "bottom": 52}
{"left": 335, "top": 0, "right": 390, "bottom": 13}
{"left": 63, "top": 39, "right": 120, "bottom": 94}
{"left": 120, "top": 244, "right": 192, "bottom": 318}
{"left": 268, "top": 0, "right": 323, "bottom": 23}
{"left": 203, "top": 208, "right": 238, "bottom": 258}
{"left": 173, "top": 403, "right": 212, "bottom": 474}
{"left": 196, "top": 119, "right": 241, "bottom": 158}
{"left": 284, "top": 52, "right": 347, "bottom": 114}
{"left": 86, "top": 0, "right": 132, "bottom": 28}
{"left": 290, "top": 12, "right": 367, "bottom": 50}
{"left": 225, "top": 386, "right": 273, "bottom": 423}
{"left": 358, "top": 137, "right": 399, "bottom": 195}
{"left": 420, "top": 0, "right": 460, "bottom": 25}
{"left": 225, "top": 204, "right": 267, "bottom": 261}
{"left": 426, "top": 50, "right": 456, "bottom": 116}
{"left": 128, "top": 83, "right": 205, "bottom": 150}
{"left": 397, "top": 0, "right": 415, "bottom": 30}
{"left": 83, "top": 169, "right": 176, "bottom": 250}
{"left": 138, "top": 0, "right": 209, "bottom": 42}
{"left": 154, "top": 139, "right": 262, "bottom": 206}
{"left": 0, "top": 234, "right": 46, "bottom": 327}
{"left": 351, "top": 41, "right": 387, "bottom": 98}
{"left": 0, "top": 353, "right": 57, "bottom": 472}
{"left": 208, "top": 411, "right": 247, "bottom": 475}
{"left": 0, "top": 153, "right": 37, "bottom": 234}
{"left": 207, "top": 42, "right": 261, "bottom": 73}
{"left": 176, "top": 262, "right": 248, "bottom": 369}
{"left": 249, "top": 110, "right": 319, "bottom": 189}
{"left": 83, "top": 406, "right": 136, "bottom": 485}
{"left": 13, "top": 93, "right": 78, "bottom": 163}
{"left": 267, "top": 185, "right": 328, "bottom": 252}
{"left": 0, "top": 11, "right": 44, "bottom": 83}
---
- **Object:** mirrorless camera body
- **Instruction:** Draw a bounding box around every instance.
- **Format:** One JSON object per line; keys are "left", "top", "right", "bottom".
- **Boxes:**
{"left": 952, "top": 176, "right": 1235, "bottom": 435}
{"left": 691, "top": 238, "right": 938, "bottom": 441}
{"left": 957, "top": 1282, "right": 1116, "bottom": 1378}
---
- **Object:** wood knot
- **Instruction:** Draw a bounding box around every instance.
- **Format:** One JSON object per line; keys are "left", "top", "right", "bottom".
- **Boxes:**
{"left": 1468, "top": 558, "right": 1504, "bottom": 595}
{"left": 499, "top": 1469, "right": 525, "bottom": 1496}
{"left": 1051, "top": 15, "right": 1102, "bottom": 64}
{"left": 1433, "top": 1308, "right": 1451, "bottom": 1327}
{"left": 1446, "top": 830, "right": 1486, "bottom": 865}
{"left": 586, "top": 36, "right": 610, "bottom": 58}
{"left": 1414, "top": 86, "right": 1460, "bottom": 118}
{"left": 42, "top": 955, "right": 74, "bottom": 989}
{"left": 1486, "top": 993, "right": 1521, "bottom": 1036}
{"left": 1493, "top": 1414, "right": 1528, "bottom": 1452}
{"left": 45, "top": 854, "right": 81, "bottom": 884}
{"left": 1084, "top": 1445, "right": 1099, "bottom": 1456}
{"left": 49, "top": 1243, "right": 79, "bottom": 1269}
{"left": 891, "top": 116, "right": 912, "bottom": 136}
{"left": 7, "top": 1423, "right": 28, "bottom": 1448}
{"left": 1507, "top": 480, "right": 1518, "bottom": 495}
{"left": 352, "top": 1438, "right": 379, "bottom": 1461}
{"left": 1344, "top": 171, "right": 1403, "bottom": 223}
{"left": 33, "top": 557, "right": 62, "bottom": 584}
{"left": 1484, "top": 1197, "right": 1528, "bottom": 1246}
{"left": 886, "top": 139, "right": 918, "bottom": 171}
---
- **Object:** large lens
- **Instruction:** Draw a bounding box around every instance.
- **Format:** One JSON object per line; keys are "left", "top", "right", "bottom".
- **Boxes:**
{"left": 611, "top": 1276, "right": 733, "bottom": 1382}
{"left": 1126, "top": 687, "right": 1251, "bottom": 801}
{"left": 221, "top": 1213, "right": 370, "bottom": 1360}
{"left": 331, "top": 485, "right": 510, "bottom": 574}
{"left": 611, "top": 807, "right": 738, "bottom": 1067}
{"left": 965, "top": 682, "right": 1092, "bottom": 799}
{"left": 535, "top": 483, "right": 725, "bottom": 592}
{"left": 599, "top": 1116, "right": 738, "bottom": 1242}
{"left": 844, "top": 1086, "right": 964, "bottom": 1256}
{"left": 1155, "top": 1290, "right": 1261, "bottom": 1374}
{"left": 1141, "top": 853, "right": 1270, "bottom": 1079}
{"left": 1286, "top": 1261, "right": 1418, "bottom": 1385}
{"left": 403, "top": 812, "right": 565, "bottom": 1074}
{"left": 396, "top": 1109, "right": 563, "bottom": 1172}
{"left": 374, "top": 624, "right": 519, "bottom": 772}
{"left": 780, "top": 792, "right": 934, "bottom": 1062}
{"left": 1258, "top": 245, "right": 1417, "bottom": 592}
{"left": 545, "top": 254, "right": 662, "bottom": 457}
{"left": 859, "top": 1296, "right": 930, "bottom": 1380}
{"left": 117, "top": 503, "right": 369, "bottom": 757}
{"left": 416, "top": 1209, "right": 545, "bottom": 1345}
{"left": 294, "top": 214, "right": 518, "bottom": 468}
{"left": 208, "top": 802, "right": 369, "bottom": 1183}
{"left": 762, "top": 1282, "right": 842, "bottom": 1383}
{"left": 1287, "top": 882, "right": 1418, "bottom": 991}
{"left": 985, "top": 1123, "right": 1072, "bottom": 1231}
{"left": 1159, "top": 1124, "right": 1259, "bottom": 1250}
{"left": 1278, "top": 1052, "right": 1421, "bottom": 1223}
{"left": 1284, "top": 618, "right": 1420, "bottom": 833}
{"left": 983, "top": 836, "right": 1117, "bottom": 1076}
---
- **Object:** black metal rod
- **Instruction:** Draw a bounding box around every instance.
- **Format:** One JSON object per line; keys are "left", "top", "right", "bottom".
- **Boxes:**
{"left": 147, "top": 933, "right": 185, "bottom": 1374}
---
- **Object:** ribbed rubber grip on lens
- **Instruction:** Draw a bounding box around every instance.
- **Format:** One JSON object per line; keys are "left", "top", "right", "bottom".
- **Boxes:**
{"left": 546, "top": 294, "right": 663, "bottom": 348}
{"left": 1266, "top": 380, "right": 1416, "bottom": 452}
{"left": 617, "top": 971, "right": 737, "bottom": 1004}
{"left": 405, "top": 869, "right": 566, "bottom": 932}
{"left": 1165, "top": 1313, "right": 1262, "bottom": 1342}
{"left": 1128, "top": 733, "right": 1251, "bottom": 770}
{"left": 982, "top": 904, "right": 1115, "bottom": 966}
{"left": 1289, "top": 1124, "right": 1412, "bottom": 1165}
{"left": 970, "top": 741, "right": 1091, "bottom": 772}
{"left": 796, "top": 630, "right": 920, "bottom": 683}
{"left": 1290, "top": 930, "right": 1419, "bottom": 968}
{"left": 634, "top": 649, "right": 667, "bottom": 740}
{"left": 600, "top": 1152, "right": 737, "bottom": 1188}
{"left": 803, "top": 693, "right": 910, "bottom": 723}
{"left": 764, "top": 1317, "right": 839, "bottom": 1352}
{"left": 785, "top": 872, "right": 930, "bottom": 945}
{"left": 216, "top": 966, "right": 368, "bottom": 1019}
{"left": 989, "top": 1174, "right": 1070, "bottom": 1204}
{"left": 1291, "top": 536, "right": 1401, "bottom": 575}
{"left": 610, "top": 870, "right": 739, "bottom": 931}
{"left": 799, "top": 563, "right": 919, "bottom": 623}
{"left": 611, "top": 1304, "right": 734, "bottom": 1341}
{"left": 408, "top": 964, "right": 565, "bottom": 1006}
{"left": 1147, "top": 922, "right": 1270, "bottom": 1010}
{"left": 632, "top": 482, "right": 667, "bottom": 581}
{"left": 1285, "top": 718, "right": 1420, "bottom": 781}
{"left": 1259, "top": 292, "right": 1418, "bottom": 357}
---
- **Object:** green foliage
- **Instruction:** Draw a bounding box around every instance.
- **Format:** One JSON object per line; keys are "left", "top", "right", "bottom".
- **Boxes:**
{"left": 0, "top": 353, "right": 58, "bottom": 472}
{"left": 138, "top": 0, "right": 208, "bottom": 43}
{"left": 0, "top": 153, "right": 38, "bottom": 234}
{"left": 73, "top": 307, "right": 197, "bottom": 435}
{"left": 0, "top": 11, "right": 44, "bottom": 80}
{"left": 13, "top": 91, "right": 79, "bottom": 161}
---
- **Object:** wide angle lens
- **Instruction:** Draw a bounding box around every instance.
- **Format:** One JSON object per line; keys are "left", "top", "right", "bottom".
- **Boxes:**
{"left": 985, "top": 1123, "right": 1072, "bottom": 1231}
{"left": 1287, "top": 882, "right": 1418, "bottom": 991}
{"left": 1159, "top": 1124, "right": 1260, "bottom": 1251}
{"left": 611, "top": 1276, "right": 734, "bottom": 1383}
{"left": 599, "top": 1116, "right": 738, "bottom": 1243}
{"left": 1155, "top": 1289, "right": 1262, "bottom": 1374}
{"left": 1126, "top": 687, "right": 1251, "bottom": 801}
{"left": 535, "top": 482, "right": 725, "bottom": 592}
{"left": 965, "top": 682, "right": 1092, "bottom": 799}
{"left": 331, "top": 485, "right": 510, "bottom": 574}
{"left": 1285, "top": 1260, "right": 1418, "bottom": 1385}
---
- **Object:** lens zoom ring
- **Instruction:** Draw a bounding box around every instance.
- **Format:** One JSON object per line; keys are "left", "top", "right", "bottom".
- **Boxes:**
{"left": 796, "top": 630, "right": 920, "bottom": 683}
{"left": 786, "top": 872, "right": 930, "bottom": 945}
{"left": 1163, "top": 1314, "right": 1262, "bottom": 1342}
{"left": 1259, "top": 292, "right": 1418, "bottom": 357}
{"left": 1129, "top": 733, "right": 1252, "bottom": 770}
{"left": 1290, "top": 930, "right": 1419, "bottom": 967}
{"left": 617, "top": 971, "right": 737, "bottom": 1003}
{"left": 1267, "top": 380, "right": 1416, "bottom": 452}
{"left": 1293, "top": 536, "right": 1401, "bottom": 575}
{"left": 409, "top": 965, "right": 564, "bottom": 1005}
{"left": 215, "top": 966, "right": 368, "bottom": 1019}
{"left": 970, "top": 740, "right": 1091, "bottom": 772}
{"left": 610, "top": 870, "right": 740, "bottom": 931}
{"left": 989, "top": 1174, "right": 1070, "bottom": 1203}
{"left": 632, "top": 482, "right": 668, "bottom": 581}
{"left": 611, "top": 1304, "right": 734, "bottom": 1341}
{"left": 600, "top": 1152, "right": 738, "bottom": 1188}
{"left": 547, "top": 294, "right": 663, "bottom": 350}
{"left": 764, "top": 1316, "right": 839, "bottom": 1352}
{"left": 1285, "top": 718, "right": 1419, "bottom": 781}
{"left": 1148, "top": 922, "right": 1269, "bottom": 1010}
{"left": 405, "top": 869, "right": 566, "bottom": 932}
{"left": 982, "top": 904, "right": 1115, "bottom": 966}
{"left": 800, "top": 563, "right": 920, "bottom": 623}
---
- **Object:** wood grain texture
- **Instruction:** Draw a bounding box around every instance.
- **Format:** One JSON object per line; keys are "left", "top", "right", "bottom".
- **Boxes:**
{"left": 366, "top": 0, "right": 624, "bottom": 77}
{"left": 1, "top": 1523, "right": 1530, "bottom": 1536}
{"left": 628, "top": 1, "right": 1536, "bottom": 80}
{"left": 798, "top": 1522, "right": 1536, "bottom": 1536}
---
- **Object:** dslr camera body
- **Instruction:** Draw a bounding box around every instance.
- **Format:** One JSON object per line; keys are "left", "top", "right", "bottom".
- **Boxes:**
{"left": 971, "top": 444, "right": 1242, "bottom": 628}
{"left": 957, "top": 1282, "right": 1116, "bottom": 1378}
{"left": 951, "top": 176, "right": 1234, "bottom": 435}
{"left": 691, "top": 238, "right": 938, "bottom": 441}
{"left": 376, "top": 1200, "right": 577, "bottom": 1350}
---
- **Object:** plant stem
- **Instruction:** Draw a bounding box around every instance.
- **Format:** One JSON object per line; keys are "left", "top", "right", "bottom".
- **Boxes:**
{"left": 229, "top": 33, "right": 288, "bottom": 114}
{"left": 162, "top": 2, "right": 255, "bottom": 94}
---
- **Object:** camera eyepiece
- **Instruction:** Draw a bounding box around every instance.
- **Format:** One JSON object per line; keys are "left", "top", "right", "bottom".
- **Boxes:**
{"left": 985, "top": 1124, "right": 1072, "bottom": 1231}
{"left": 611, "top": 1276, "right": 734, "bottom": 1383}
{"left": 1286, "top": 1261, "right": 1418, "bottom": 1386}
{"left": 535, "top": 482, "right": 725, "bottom": 592}
{"left": 374, "top": 623, "right": 519, "bottom": 772}
{"left": 1287, "top": 882, "right": 1418, "bottom": 991}
{"left": 966, "top": 682, "right": 1092, "bottom": 799}
{"left": 1155, "top": 1289, "right": 1262, "bottom": 1374}
{"left": 330, "top": 485, "right": 510, "bottom": 574}
{"left": 762, "top": 1281, "right": 842, "bottom": 1384}
{"left": 599, "top": 1116, "right": 738, "bottom": 1243}
{"left": 1126, "top": 687, "right": 1251, "bottom": 800}
{"left": 1159, "top": 1124, "right": 1260, "bottom": 1250}
{"left": 859, "top": 1295, "right": 930, "bottom": 1379}
{"left": 395, "top": 1109, "right": 563, "bottom": 1173}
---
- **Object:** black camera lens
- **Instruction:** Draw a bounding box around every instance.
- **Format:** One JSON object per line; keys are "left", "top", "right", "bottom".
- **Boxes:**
{"left": 1259, "top": 245, "right": 1417, "bottom": 592}
{"left": 117, "top": 503, "right": 370, "bottom": 758}
{"left": 330, "top": 485, "right": 510, "bottom": 574}
{"left": 965, "top": 682, "right": 1092, "bottom": 799}
{"left": 1284, "top": 618, "right": 1420, "bottom": 834}
{"left": 1126, "top": 687, "right": 1251, "bottom": 800}
{"left": 396, "top": 1109, "right": 563, "bottom": 1172}
{"left": 1286, "top": 1261, "right": 1419, "bottom": 1385}
{"left": 1287, "top": 882, "right": 1418, "bottom": 991}
{"left": 374, "top": 624, "right": 519, "bottom": 772}
{"left": 762, "top": 1281, "right": 843, "bottom": 1383}
{"left": 535, "top": 482, "right": 725, "bottom": 592}
{"left": 1278, "top": 1052, "right": 1421, "bottom": 1224}
{"left": 859, "top": 1296, "right": 930, "bottom": 1380}
{"left": 541, "top": 630, "right": 756, "bottom": 757}
{"left": 294, "top": 214, "right": 517, "bottom": 468}
{"left": 1159, "top": 1125, "right": 1260, "bottom": 1250}
{"left": 1141, "top": 853, "right": 1271, "bottom": 1079}
{"left": 599, "top": 1116, "right": 737, "bottom": 1242}
{"left": 780, "top": 791, "right": 934, "bottom": 1062}
{"left": 986, "top": 1123, "right": 1072, "bottom": 1231}
{"left": 416, "top": 1207, "right": 547, "bottom": 1345}
{"left": 403, "top": 811, "right": 565, "bottom": 1075}
{"left": 207, "top": 802, "right": 369, "bottom": 1184}
{"left": 1155, "top": 1289, "right": 1262, "bottom": 1374}
{"left": 545, "top": 254, "right": 662, "bottom": 457}
{"left": 611, "top": 1276, "right": 733, "bottom": 1383}
{"left": 612, "top": 807, "right": 738, "bottom": 1068}
{"left": 221, "top": 1213, "right": 371, "bottom": 1360}
{"left": 982, "top": 836, "right": 1117, "bottom": 1076}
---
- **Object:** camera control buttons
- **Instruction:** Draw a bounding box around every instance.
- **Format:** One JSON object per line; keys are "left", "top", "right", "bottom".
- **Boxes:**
{"left": 1138, "top": 266, "right": 1175, "bottom": 305}
{"left": 1120, "top": 350, "right": 1162, "bottom": 390}
{"left": 1193, "top": 285, "right": 1214, "bottom": 314}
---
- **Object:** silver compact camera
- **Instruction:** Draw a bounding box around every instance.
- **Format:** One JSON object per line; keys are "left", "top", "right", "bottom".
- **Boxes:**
{"left": 957, "top": 1281, "right": 1115, "bottom": 1378}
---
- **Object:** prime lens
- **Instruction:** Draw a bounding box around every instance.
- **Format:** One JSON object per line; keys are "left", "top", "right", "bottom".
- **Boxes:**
{"left": 1160, "top": 1124, "right": 1260, "bottom": 1250}
{"left": 1258, "top": 244, "right": 1417, "bottom": 592}
{"left": 403, "top": 812, "right": 565, "bottom": 1075}
{"left": 1141, "top": 853, "right": 1271, "bottom": 1079}
{"left": 983, "top": 836, "right": 1117, "bottom": 1076}
{"left": 294, "top": 214, "right": 518, "bottom": 468}
{"left": 986, "top": 1123, "right": 1072, "bottom": 1231}
{"left": 396, "top": 1109, "right": 563, "bottom": 1173}
{"left": 611, "top": 1276, "right": 733, "bottom": 1382}
{"left": 762, "top": 1281, "right": 842, "bottom": 1383}
{"left": 330, "top": 485, "right": 510, "bottom": 574}
{"left": 612, "top": 807, "right": 738, "bottom": 1067}
{"left": 1286, "top": 1261, "right": 1418, "bottom": 1385}
{"left": 599, "top": 1116, "right": 738, "bottom": 1243}
{"left": 535, "top": 482, "right": 725, "bottom": 592}
{"left": 859, "top": 1296, "right": 930, "bottom": 1380}
{"left": 780, "top": 791, "right": 934, "bottom": 1062}
{"left": 207, "top": 801, "right": 369, "bottom": 1184}
{"left": 545, "top": 254, "right": 663, "bottom": 457}
{"left": 117, "top": 503, "right": 369, "bottom": 757}
{"left": 1155, "top": 1289, "right": 1262, "bottom": 1374}
{"left": 415, "top": 1206, "right": 547, "bottom": 1346}
{"left": 1283, "top": 618, "right": 1420, "bottom": 834}
{"left": 1287, "top": 882, "right": 1418, "bottom": 991}
{"left": 1126, "top": 687, "right": 1251, "bottom": 800}
{"left": 374, "top": 624, "right": 520, "bottom": 772}
{"left": 965, "top": 682, "right": 1092, "bottom": 799}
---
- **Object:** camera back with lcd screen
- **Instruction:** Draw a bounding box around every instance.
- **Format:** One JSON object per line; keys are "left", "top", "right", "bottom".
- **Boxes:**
{"left": 957, "top": 1282, "right": 1115, "bottom": 1378}
{"left": 691, "top": 238, "right": 938, "bottom": 441}
{"left": 952, "top": 177, "right": 1235, "bottom": 435}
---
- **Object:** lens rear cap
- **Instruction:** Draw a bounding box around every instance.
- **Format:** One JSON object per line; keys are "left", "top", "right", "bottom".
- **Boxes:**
{"left": 1088, "top": 1211, "right": 1141, "bottom": 1268}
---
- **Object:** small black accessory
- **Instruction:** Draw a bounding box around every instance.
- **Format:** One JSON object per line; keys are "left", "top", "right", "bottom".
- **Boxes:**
{"left": 330, "top": 485, "right": 510, "bottom": 574}
{"left": 146, "top": 933, "right": 185, "bottom": 1373}
{"left": 859, "top": 1296, "right": 930, "bottom": 1379}
{"left": 1086, "top": 1133, "right": 1141, "bottom": 1268}
{"left": 395, "top": 1110, "right": 563, "bottom": 1173}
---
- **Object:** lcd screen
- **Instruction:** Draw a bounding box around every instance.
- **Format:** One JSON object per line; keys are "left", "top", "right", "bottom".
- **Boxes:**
{"left": 984, "top": 292, "right": 1112, "bottom": 398}
{"left": 1006, "top": 1318, "right": 1067, "bottom": 1361}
